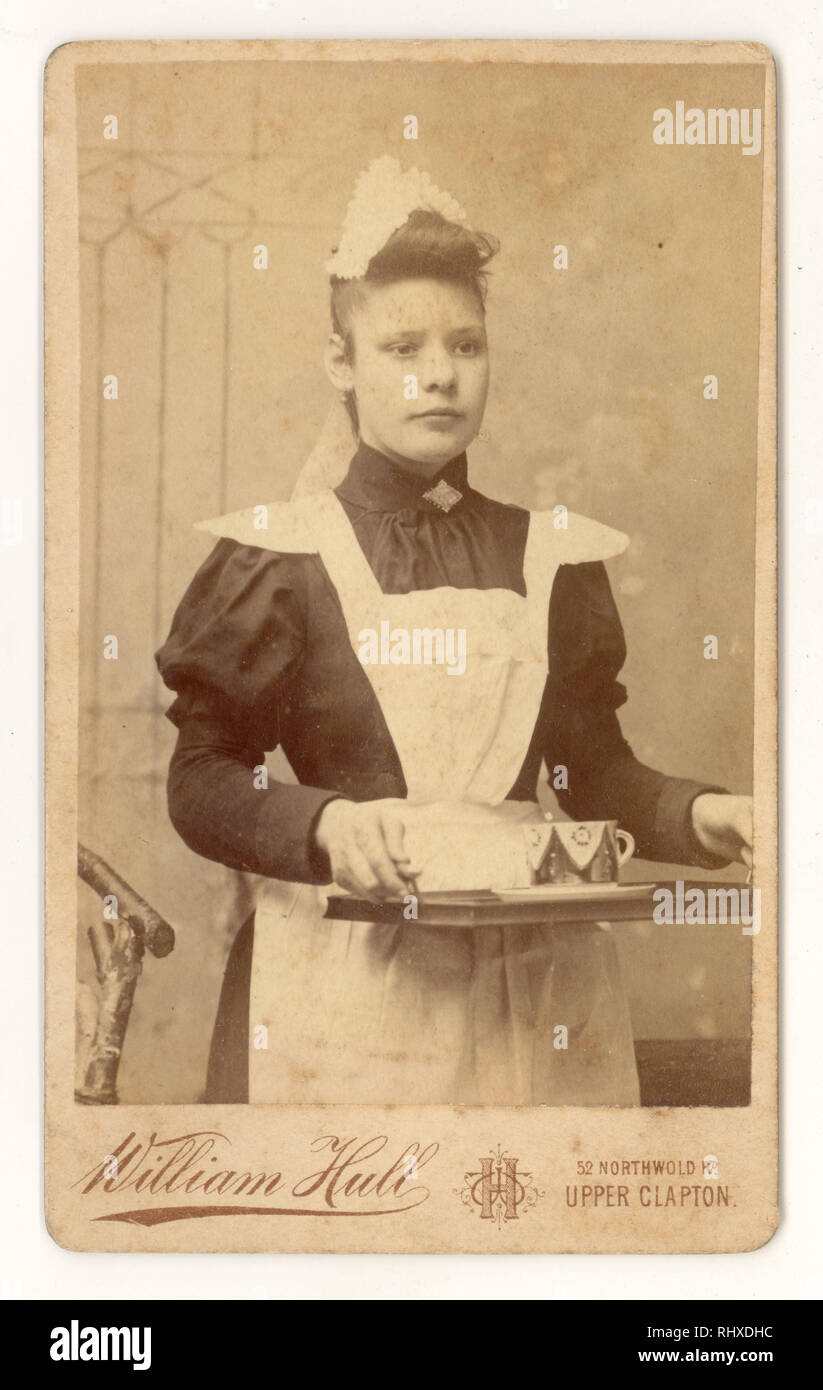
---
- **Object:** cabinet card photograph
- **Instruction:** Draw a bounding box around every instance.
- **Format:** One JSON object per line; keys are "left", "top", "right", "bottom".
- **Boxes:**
{"left": 45, "top": 38, "right": 777, "bottom": 1252}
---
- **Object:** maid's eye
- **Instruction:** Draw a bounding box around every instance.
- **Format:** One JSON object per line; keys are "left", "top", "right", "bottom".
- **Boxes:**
{"left": 389, "top": 343, "right": 417, "bottom": 357}
{"left": 455, "top": 340, "right": 481, "bottom": 356}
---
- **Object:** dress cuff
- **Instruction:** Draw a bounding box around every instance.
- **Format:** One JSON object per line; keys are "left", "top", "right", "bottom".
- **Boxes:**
{"left": 254, "top": 785, "right": 348, "bottom": 884}
{"left": 654, "top": 780, "right": 733, "bottom": 869}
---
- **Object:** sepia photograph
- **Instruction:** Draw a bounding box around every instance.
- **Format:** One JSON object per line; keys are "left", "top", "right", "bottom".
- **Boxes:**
{"left": 45, "top": 38, "right": 776, "bottom": 1253}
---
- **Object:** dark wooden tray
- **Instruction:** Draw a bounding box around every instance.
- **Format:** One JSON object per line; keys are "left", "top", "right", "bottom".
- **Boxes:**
{"left": 323, "top": 879, "right": 749, "bottom": 928}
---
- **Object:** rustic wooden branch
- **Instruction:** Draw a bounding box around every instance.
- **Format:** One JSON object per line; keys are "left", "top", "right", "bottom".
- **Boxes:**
{"left": 76, "top": 843, "right": 176, "bottom": 1105}
{"left": 78, "top": 844, "right": 175, "bottom": 958}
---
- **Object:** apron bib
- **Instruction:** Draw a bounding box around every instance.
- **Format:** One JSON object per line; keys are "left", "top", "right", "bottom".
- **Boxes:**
{"left": 200, "top": 491, "right": 639, "bottom": 1105}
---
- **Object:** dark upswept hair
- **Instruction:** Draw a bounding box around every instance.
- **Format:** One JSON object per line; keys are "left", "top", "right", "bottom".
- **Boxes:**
{"left": 329, "top": 207, "right": 499, "bottom": 433}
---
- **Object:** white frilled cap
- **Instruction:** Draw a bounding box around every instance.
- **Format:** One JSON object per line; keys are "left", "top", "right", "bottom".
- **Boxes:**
{"left": 326, "top": 155, "right": 471, "bottom": 281}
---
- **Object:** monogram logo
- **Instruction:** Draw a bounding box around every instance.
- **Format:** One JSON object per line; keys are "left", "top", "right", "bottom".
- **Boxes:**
{"left": 459, "top": 1146, "right": 542, "bottom": 1227}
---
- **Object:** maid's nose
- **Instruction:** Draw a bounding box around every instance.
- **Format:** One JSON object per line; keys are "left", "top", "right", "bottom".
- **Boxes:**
{"left": 419, "top": 349, "right": 458, "bottom": 392}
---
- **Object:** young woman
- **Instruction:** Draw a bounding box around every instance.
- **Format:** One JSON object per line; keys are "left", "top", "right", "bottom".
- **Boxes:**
{"left": 156, "top": 158, "right": 752, "bottom": 1107}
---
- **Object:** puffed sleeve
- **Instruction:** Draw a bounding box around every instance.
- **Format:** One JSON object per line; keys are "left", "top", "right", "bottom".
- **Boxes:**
{"left": 545, "top": 561, "right": 731, "bottom": 867}
{"left": 155, "top": 538, "right": 343, "bottom": 884}
{"left": 157, "top": 537, "right": 304, "bottom": 744}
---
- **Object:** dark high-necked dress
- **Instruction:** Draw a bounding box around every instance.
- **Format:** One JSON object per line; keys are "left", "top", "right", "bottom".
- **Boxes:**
{"left": 156, "top": 442, "right": 726, "bottom": 1105}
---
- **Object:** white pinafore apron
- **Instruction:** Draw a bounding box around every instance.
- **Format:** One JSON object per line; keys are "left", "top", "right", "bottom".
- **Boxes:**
{"left": 197, "top": 492, "right": 641, "bottom": 1106}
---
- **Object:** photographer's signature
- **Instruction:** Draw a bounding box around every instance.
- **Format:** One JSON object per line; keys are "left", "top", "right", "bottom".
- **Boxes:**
{"left": 73, "top": 1131, "right": 438, "bottom": 1225}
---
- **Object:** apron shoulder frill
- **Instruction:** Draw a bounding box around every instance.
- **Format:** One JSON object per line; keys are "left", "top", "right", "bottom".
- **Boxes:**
{"left": 195, "top": 492, "right": 630, "bottom": 566}
{"left": 194, "top": 494, "right": 325, "bottom": 554}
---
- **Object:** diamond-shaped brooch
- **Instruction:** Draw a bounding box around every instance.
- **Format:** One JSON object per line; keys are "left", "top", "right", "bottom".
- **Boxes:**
{"left": 421, "top": 479, "right": 463, "bottom": 513}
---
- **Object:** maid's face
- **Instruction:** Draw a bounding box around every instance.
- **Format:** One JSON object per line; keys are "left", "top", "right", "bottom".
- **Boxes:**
{"left": 331, "top": 277, "right": 490, "bottom": 474}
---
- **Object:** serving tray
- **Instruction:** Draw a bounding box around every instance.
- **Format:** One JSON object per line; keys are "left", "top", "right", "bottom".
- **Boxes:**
{"left": 324, "top": 881, "right": 661, "bottom": 928}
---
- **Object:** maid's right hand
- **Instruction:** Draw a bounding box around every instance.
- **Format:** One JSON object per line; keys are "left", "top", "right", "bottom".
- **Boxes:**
{"left": 314, "top": 798, "right": 422, "bottom": 900}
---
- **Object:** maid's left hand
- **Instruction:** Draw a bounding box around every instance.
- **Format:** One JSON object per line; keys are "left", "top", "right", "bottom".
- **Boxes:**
{"left": 691, "top": 793, "right": 753, "bottom": 868}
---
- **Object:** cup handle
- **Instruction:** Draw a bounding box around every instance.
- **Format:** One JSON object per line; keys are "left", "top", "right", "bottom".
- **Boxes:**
{"left": 615, "top": 829, "right": 635, "bottom": 868}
